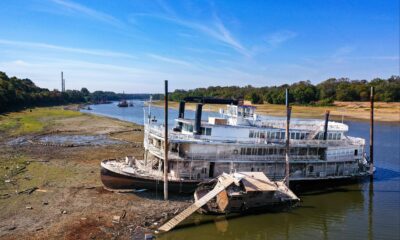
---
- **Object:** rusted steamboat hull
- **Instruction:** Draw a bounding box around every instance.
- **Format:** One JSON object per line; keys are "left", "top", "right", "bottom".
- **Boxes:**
{"left": 100, "top": 167, "right": 201, "bottom": 194}
{"left": 101, "top": 167, "right": 367, "bottom": 194}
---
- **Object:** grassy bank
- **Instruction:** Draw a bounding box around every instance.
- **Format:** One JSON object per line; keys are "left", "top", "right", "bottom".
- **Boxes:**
{"left": 151, "top": 101, "right": 400, "bottom": 122}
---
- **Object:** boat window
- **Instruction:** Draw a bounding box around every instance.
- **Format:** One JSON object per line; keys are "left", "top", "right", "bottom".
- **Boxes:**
{"left": 240, "top": 148, "right": 245, "bottom": 155}
{"left": 246, "top": 148, "right": 252, "bottom": 155}
{"left": 354, "top": 149, "right": 358, "bottom": 156}
{"left": 270, "top": 132, "right": 275, "bottom": 139}
{"left": 252, "top": 148, "right": 257, "bottom": 155}
{"left": 263, "top": 148, "right": 267, "bottom": 155}
{"left": 249, "top": 130, "right": 254, "bottom": 138}
{"left": 260, "top": 132, "right": 265, "bottom": 139}
{"left": 183, "top": 123, "right": 193, "bottom": 132}
{"left": 337, "top": 133, "right": 341, "bottom": 140}
{"left": 318, "top": 133, "right": 323, "bottom": 140}
{"left": 290, "top": 132, "right": 295, "bottom": 139}
{"left": 199, "top": 127, "right": 212, "bottom": 135}
{"left": 267, "top": 131, "right": 271, "bottom": 138}
{"left": 309, "top": 165, "right": 314, "bottom": 173}
{"left": 268, "top": 148, "right": 273, "bottom": 154}
{"left": 280, "top": 148, "right": 285, "bottom": 154}
{"left": 281, "top": 132, "right": 285, "bottom": 139}
{"left": 299, "top": 148, "right": 307, "bottom": 155}
{"left": 300, "top": 133, "right": 305, "bottom": 139}
{"left": 258, "top": 148, "right": 263, "bottom": 155}
{"left": 295, "top": 132, "right": 300, "bottom": 139}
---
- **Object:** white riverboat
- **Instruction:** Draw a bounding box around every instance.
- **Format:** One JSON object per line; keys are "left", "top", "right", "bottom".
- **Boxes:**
{"left": 101, "top": 100, "right": 372, "bottom": 193}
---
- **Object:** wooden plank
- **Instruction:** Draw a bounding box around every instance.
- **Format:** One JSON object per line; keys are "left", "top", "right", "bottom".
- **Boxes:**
{"left": 158, "top": 175, "right": 234, "bottom": 232}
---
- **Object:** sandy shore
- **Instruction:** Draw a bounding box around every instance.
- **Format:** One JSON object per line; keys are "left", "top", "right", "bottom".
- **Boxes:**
{"left": 151, "top": 101, "right": 400, "bottom": 122}
{"left": 0, "top": 107, "right": 190, "bottom": 240}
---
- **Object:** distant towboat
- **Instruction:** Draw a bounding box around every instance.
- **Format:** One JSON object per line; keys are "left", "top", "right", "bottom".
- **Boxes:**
{"left": 117, "top": 100, "right": 129, "bottom": 107}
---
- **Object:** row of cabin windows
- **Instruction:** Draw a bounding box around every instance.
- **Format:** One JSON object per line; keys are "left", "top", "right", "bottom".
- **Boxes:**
{"left": 316, "top": 132, "right": 342, "bottom": 140}
{"left": 250, "top": 130, "right": 342, "bottom": 141}
{"left": 182, "top": 123, "right": 212, "bottom": 136}
{"left": 249, "top": 130, "right": 310, "bottom": 140}
{"left": 239, "top": 147, "right": 321, "bottom": 156}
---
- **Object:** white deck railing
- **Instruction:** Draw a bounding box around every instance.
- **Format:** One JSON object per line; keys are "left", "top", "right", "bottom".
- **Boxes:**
{"left": 145, "top": 124, "right": 365, "bottom": 147}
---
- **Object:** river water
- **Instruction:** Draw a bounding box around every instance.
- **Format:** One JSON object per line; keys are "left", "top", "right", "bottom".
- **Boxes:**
{"left": 82, "top": 101, "right": 400, "bottom": 240}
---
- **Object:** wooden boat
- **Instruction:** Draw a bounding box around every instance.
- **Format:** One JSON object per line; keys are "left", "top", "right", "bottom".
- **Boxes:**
{"left": 194, "top": 172, "right": 299, "bottom": 214}
{"left": 157, "top": 172, "right": 299, "bottom": 232}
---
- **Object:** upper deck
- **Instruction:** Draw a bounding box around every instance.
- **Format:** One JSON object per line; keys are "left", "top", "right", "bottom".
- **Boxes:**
{"left": 144, "top": 104, "right": 363, "bottom": 147}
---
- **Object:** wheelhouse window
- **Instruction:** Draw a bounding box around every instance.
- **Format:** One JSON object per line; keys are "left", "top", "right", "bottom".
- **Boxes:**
{"left": 183, "top": 123, "right": 193, "bottom": 132}
{"left": 200, "top": 127, "right": 212, "bottom": 136}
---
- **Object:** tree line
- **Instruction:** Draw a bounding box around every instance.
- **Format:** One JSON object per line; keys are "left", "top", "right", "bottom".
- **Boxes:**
{"left": 169, "top": 76, "right": 400, "bottom": 104}
{"left": 0, "top": 71, "right": 161, "bottom": 113}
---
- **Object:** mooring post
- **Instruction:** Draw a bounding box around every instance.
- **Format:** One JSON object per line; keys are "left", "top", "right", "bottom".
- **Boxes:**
{"left": 285, "top": 88, "right": 291, "bottom": 187}
{"left": 164, "top": 80, "right": 169, "bottom": 200}
{"left": 369, "top": 86, "right": 374, "bottom": 178}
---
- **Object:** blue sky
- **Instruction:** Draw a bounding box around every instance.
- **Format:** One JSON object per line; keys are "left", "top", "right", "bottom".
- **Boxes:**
{"left": 0, "top": 0, "right": 398, "bottom": 93}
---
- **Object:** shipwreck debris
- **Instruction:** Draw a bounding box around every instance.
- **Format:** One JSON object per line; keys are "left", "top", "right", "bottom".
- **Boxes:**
{"left": 158, "top": 172, "right": 300, "bottom": 232}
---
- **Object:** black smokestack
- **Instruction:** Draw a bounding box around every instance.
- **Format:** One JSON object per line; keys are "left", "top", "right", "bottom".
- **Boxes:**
{"left": 323, "top": 110, "right": 330, "bottom": 140}
{"left": 178, "top": 101, "right": 185, "bottom": 119}
{"left": 178, "top": 101, "right": 185, "bottom": 129}
{"left": 194, "top": 103, "right": 203, "bottom": 134}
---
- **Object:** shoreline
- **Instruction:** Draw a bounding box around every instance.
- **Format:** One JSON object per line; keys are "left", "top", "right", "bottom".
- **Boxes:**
{"left": 0, "top": 107, "right": 189, "bottom": 239}
{"left": 150, "top": 101, "right": 400, "bottom": 123}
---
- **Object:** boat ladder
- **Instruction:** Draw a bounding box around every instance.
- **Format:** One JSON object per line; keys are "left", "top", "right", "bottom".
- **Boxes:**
{"left": 158, "top": 175, "right": 235, "bottom": 232}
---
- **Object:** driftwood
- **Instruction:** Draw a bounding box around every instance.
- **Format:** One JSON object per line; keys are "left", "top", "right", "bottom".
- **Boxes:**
{"left": 18, "top": 187, "right": 38, "bottom": 195}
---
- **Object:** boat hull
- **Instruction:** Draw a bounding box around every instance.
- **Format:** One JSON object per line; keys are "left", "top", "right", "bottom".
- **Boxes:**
{"left": 100, "top": 166, "right": 200, "bottom": 194}
{"left": 100, "top": 158, "right": 370, "bottom": 194}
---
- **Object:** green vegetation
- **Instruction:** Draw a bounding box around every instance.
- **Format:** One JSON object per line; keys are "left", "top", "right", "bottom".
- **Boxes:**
{"left": 169, "top": 76, "right": 400, "bottom": 104}
{"left": 0, "top": 107, "right": 81, "bottom": 136}
{"left": 90, "top": 91, "right": 163, "bottom": 102}
{"left": 0, "top": 71, "right": 163, "bottom": 112}
{"left": 0, "top": 71, "right": 88, "bottom": 113}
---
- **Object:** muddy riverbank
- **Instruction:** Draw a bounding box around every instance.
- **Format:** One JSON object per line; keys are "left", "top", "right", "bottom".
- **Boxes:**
{"left": 0, "top": 107, "right": 190, "bottom": 240}
{"left": 151, "top": 101, "right": 400, "bottom": 122}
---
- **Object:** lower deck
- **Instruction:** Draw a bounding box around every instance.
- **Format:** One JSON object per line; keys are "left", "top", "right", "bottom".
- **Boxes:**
{"left": 142, "top": 156, "right": 366, "bottom": 182}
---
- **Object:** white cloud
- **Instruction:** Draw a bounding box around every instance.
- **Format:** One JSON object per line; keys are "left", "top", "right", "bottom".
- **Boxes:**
{"left": 266, "top": 30, "right": 297, "bottom": 47}
{"left": 0, "top": 39, "right": 136, "bottom": 59}
{"left": 147, "top": 54, "right": 194, "bottom": 67}
{"left": 51, "top": 0, "right": 123, "bottom": 28}
{"left": 131, "top": 3, "right": 249, "bottom": 56}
